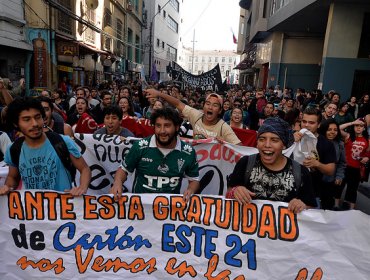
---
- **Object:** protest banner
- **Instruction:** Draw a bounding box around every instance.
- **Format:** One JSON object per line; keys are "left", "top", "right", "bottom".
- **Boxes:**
{"left": 171, "top": 62, "right": 223, "bottom": 91}
{"left": 72, "top": 133, "right": 258, "bottom": 195}
{"left": 0, "top": 191, "right": 369, "bottom": 279}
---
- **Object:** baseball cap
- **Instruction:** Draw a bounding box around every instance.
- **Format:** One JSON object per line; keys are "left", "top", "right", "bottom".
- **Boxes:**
{"left": 205, "top": 93, "right": 223, "bottom": 107}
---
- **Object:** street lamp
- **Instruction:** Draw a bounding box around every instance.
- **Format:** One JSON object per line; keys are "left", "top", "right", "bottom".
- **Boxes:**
{"left": 148, "top": 0, "right": 172, "bottom": 79}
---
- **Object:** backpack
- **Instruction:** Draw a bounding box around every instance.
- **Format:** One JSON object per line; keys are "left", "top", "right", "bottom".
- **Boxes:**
{"left": 244, "top": 153, "right": 302, "bottom": 190}
{"left": 10, "top": 131, "right": 76, "bottom": 183}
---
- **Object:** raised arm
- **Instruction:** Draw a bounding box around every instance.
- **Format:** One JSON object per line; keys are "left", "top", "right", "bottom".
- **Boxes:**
{"left": 339, "top": 120, "right": 362, "bottom": 140}
{"left": 145, "top": 88, "right": 185, "bottom": 112}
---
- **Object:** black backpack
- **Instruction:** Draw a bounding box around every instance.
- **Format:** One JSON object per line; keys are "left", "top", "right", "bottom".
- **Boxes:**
{"left": 10, "top": 131, "right": 76, "bottom": 183}
{"left": 245, "top": 153, "right": 302, "bottom": 190}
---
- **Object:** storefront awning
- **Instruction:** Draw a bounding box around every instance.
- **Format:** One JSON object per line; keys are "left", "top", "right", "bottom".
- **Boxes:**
{"left": 0, "top": 37, "right": 32, "bottom": 51}
{"left": 78, "top": 42, "right": 107, "bottom": 54}
{"left": 234, "top": 57, "right": 254, "bottom": 70}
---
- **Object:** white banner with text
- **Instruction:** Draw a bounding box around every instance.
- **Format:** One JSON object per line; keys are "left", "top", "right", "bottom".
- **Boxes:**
{"left": 0, "top": 191, "right": 369, "bottom": 279}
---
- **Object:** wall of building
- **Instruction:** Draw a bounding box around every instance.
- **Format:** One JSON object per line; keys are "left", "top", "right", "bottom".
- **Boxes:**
{"left": 320, "top": 3, "right": 370, "bottom": 99}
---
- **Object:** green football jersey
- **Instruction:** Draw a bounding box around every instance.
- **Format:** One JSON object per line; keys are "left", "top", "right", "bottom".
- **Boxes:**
{"left": 122, "top": 136, "right": 199, "bottom": 193}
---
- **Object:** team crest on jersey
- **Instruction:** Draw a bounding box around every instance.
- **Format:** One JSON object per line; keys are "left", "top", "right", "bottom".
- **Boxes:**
{"left": 177, "top": 158, "right": 185, "bottom": 172}
{"left": 138, "top": 139, "right": 149, "bottom": 148}
{"left": 158, "top": 163, "right": 169, "bottom": 173}
{"left": 183, "top": 144, "right": 193, "bottom": 154}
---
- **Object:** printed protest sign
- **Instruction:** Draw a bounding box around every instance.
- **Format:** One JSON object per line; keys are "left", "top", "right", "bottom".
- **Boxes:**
{"left": 1, "top": 192, "right": 369, "bottom": 279}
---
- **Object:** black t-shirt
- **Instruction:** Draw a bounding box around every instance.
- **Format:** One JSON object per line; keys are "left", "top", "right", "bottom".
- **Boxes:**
{"left": 311, "top": 134, "right": 336, "bottom": 195}
{"left": 228, "top": 154, "right": 317, "bottom": 207}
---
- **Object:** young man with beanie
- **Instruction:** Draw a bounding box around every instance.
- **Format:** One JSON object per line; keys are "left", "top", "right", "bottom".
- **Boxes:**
{"left": 227, "top": 117, "right": 317, "bottom": 213}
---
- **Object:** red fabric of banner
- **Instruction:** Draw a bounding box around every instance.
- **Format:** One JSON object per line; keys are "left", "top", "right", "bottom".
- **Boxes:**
{"left": 232, "top": 127, "right": 257, "bottom": 147}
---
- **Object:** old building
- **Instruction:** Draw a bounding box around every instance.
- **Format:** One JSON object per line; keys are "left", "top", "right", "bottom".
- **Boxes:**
{"left": 142, "top": 0, "right": 181, "bottom": 81}
{"left": 0, "top": 0, "right": 32, "bottom": 89}
{"left": 237, "top": 0, "right": 370, "bottom": 99}
{"left": 178, "top": 47, "right": 240, "bottom": 83}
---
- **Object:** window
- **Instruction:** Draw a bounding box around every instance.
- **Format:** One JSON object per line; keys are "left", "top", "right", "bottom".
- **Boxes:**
{"left": 157, "top": 39, "right": 160, "bottom": 47}
{"left": 195, "top": 56, "right": 198, "bottom": 62}
{"left": 167, "top": 16, "right": 178, "bottom": 33}
{"left": 166, "top": 45, "right": 177, "bottom": 61}
{"left": 85, "top": 9, "right": 96, "bottom": 44}
{"left": 215, "top": 57, "right": 218, "bottom": 62}
{"left": 221, "top": 57, "right": 225, "bottom": 62}
{"left": 104, "top": 37, "right": 111, "bottom": 50}
{"left": 104, "top": 8, "right": 112, "bottom": 27}
{"left": 57, "top": 0, "right": 72, "bottom": 34}
{"left": 158, "top": 4, "right": 161, "bottom": 13}
{"left": 116, "top": 19, "right": 123, "bottom": 51}
{"left": 202, "top": 56, "right": 205, "bottom": 63}
{"left": 221, "top": 65, "right": 224, "bottom": 72}
{"left": 163, "top": 10, "right": 166, "bottom": 18}
{"left": 188, "top": 56, "right": 192, "bottom": 62}
{"left": 229, "top": 57, "right": 232, "bottom": 63}
{"left": 170, "top": 0, "right": 180, "bottom": 12}
{"left": 162, "top": 41, "right": 165, "bottom": 48}
{"left": 208, "top": 57, "right": 211, "bottom": 62}
{"left": 127, "top": 28, "right": 133, "bottom": 60}
{"left": 135, "top": 35, "right": 140, "bottom": 63}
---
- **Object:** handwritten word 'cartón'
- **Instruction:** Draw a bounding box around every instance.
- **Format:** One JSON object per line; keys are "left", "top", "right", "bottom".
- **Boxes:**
{"left": 53, "top": 222, "right": 151, "bottom": 252}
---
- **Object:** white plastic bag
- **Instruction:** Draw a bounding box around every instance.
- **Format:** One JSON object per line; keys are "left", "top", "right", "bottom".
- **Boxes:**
{"left": 292, "top": 128, "right": 318, "bottom": 165}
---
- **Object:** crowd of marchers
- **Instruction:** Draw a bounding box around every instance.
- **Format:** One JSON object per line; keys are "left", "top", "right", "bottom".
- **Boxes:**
{"left": 0, "top": 77, "right": 369, "bottom": 213}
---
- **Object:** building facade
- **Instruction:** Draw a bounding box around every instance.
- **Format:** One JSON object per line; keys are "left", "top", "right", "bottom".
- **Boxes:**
{"left": 178, "top": 48, "right": 240, "bottom": 84}
{"left": 0, "top": 0, "right": 32, "bottom": 88}
{"left": 0, "top": 0, "right": 144, "bottom": 94}
{"left": 142, "top": 0, "right": 181, "bottom": 82}
{"left": 237, "top": 0, "right": 370, "bottom": 100}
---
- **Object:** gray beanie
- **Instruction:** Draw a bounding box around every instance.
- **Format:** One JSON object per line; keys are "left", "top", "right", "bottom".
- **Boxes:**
{"left": 257, "top": 117, "right": 294, "bottom": 148}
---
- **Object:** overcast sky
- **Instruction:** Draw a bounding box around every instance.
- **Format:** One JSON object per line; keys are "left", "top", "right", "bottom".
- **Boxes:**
{"left": 180, "top": 0, "right": 240, "bottom": 51}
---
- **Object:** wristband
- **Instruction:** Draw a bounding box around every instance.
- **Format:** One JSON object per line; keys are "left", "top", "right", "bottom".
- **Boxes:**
{"left": 226, "top": 187, "right": 237, "bottom": 199}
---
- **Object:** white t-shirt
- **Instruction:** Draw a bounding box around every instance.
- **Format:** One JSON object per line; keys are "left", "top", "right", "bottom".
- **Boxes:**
{"left": 182, "top": 105, "right": 241, "bottom": 145}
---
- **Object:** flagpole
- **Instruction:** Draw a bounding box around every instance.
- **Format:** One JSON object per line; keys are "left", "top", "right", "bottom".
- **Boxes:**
{"left": 191, "top": 29, "right": 196, "bottom": 74}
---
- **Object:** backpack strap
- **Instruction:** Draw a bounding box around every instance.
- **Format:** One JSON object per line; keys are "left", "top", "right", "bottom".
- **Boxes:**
{"left": 45, "top": 131, "right": 75, "bottom": 182}
{"left": 10, "top": 137, "right": 26, "bottom": 167}
{"left": 243, "top": 154, "right": 302, "bottom": 191}
{"left": 291, "top": 159, "right": 302, "bottom": 190}
{"left": 220, "top": 120, "right": 225, "bottom": 135}
{"left": 9, "top": 132, "right": 75, "bottom": 183}
{"left": 244, "top": 153, "right": 258, "bottom": 185}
